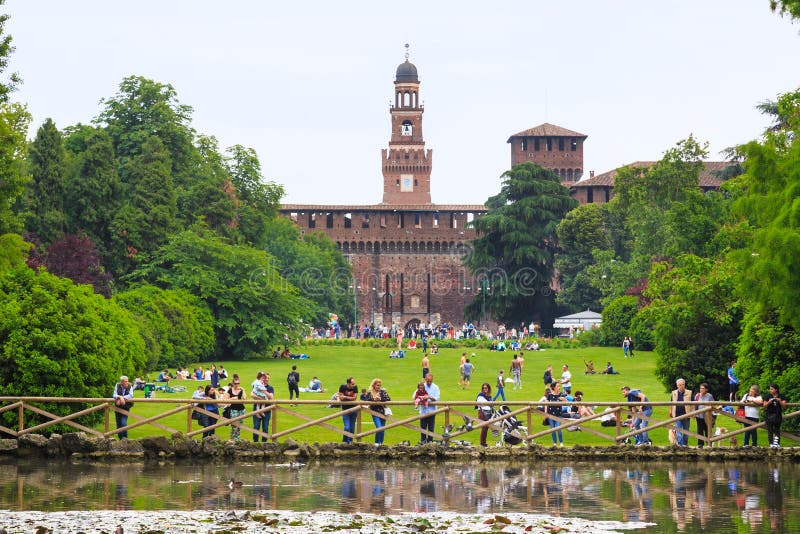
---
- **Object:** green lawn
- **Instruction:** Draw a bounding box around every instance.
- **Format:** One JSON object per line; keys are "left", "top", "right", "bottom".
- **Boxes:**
{"left": 119, "top": 344, "right": 711, "bottom": 446}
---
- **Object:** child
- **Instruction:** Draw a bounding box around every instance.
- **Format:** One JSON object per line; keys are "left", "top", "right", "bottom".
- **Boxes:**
{"left": 413, "top": 381, "right": 428, "bottom": 410}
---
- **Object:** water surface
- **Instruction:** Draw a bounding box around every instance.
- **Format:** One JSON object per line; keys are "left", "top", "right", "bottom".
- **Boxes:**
{"left": 1, "top": 459, "right": 797, "bottom": 533}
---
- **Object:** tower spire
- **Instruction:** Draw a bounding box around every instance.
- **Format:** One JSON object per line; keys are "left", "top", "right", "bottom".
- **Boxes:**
{"left": 404, "top": 43, "right": 410, "bottom": 61}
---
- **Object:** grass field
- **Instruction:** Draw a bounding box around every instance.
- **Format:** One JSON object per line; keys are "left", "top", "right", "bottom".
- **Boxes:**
{"left": 119, "top": 344, "right": 716, "bottom": 446}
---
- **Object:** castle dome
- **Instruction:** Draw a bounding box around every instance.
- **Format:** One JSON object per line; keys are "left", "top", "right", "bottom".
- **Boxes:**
{"left": 395, "top": 60, "right": 418, "bottom": 83}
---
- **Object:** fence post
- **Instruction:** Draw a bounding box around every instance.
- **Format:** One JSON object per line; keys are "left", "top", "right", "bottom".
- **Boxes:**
{"left": 18, "top": 402, "right": 24, "bottom": 433}
{"left": 355, "top": 408, "right": 362, "bottom": 443}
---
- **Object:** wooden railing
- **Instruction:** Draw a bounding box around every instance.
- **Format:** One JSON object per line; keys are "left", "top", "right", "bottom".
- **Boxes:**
{"left": 0, "top": 398, "right": 797, "bottom": 446}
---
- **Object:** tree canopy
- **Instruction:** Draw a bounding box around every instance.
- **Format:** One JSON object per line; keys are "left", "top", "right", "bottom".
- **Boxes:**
{"left": 465, "top": 162, "right": 577, "bottom": 325}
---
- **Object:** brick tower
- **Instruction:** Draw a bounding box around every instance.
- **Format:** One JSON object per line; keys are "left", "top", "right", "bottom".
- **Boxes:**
{"left": 381, "top": 46, "right": 432, "bottom": 204}
{"left": 507, "top": 123, "right": 587, "bottom": 183}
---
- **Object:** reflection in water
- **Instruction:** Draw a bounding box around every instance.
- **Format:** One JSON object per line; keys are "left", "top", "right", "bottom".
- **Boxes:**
{"left": 1, "top": 459, "right": 799, "bottom": 533}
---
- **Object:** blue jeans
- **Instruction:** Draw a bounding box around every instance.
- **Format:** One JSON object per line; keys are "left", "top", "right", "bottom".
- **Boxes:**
{"left": 115, "top": 412, "right": 129, "bottom": 440}
{"left": 634, "top": 408, "right": 653, "bottom": 444}
{"left": 675, "top": 417, "right": 690, "bottom": 446}
{"left": 342, "top": 411, "right": 357, "bottom": 443}
{"left": 252, "top": 411, "right": 271, "bottom": 442}
{"left": 493, "top": 387, "right": 506, "bottom": 402}
{"left": 372, "top": 414, "right": 386, "bottom": 444}
{"left": 549, "top": 417, "right": 563, "bottom": 444}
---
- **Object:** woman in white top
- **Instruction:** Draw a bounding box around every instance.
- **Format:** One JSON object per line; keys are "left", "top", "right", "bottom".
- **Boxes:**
{"left": 741, "top": 384, "right": 763, "bottom": 446}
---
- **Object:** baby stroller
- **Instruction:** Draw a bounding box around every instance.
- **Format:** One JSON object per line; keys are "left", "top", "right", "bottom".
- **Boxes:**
{"left": 492, "top": 405, "right": 528, "bottom": 445}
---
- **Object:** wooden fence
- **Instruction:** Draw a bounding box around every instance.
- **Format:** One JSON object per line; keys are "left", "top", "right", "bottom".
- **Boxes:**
{"left": 0, "top": 397, "right": 797, "bottom": 446}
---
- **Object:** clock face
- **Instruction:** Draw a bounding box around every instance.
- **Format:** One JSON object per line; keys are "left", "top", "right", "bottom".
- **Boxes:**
{"left": 401, "top": 123, "right": 413, "bottom": 136}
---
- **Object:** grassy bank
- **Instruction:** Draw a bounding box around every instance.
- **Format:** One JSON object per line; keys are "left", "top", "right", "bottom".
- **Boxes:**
{"left": 119, "top": 344, "right": 710, "bottom": 446}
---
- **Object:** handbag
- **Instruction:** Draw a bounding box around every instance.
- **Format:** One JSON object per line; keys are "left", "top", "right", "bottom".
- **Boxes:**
{"left": 735, "top": 407, "right": 745, "bottom": 418}
{"left": 384, "top": 407, "right": 393, "bottom": 417}
{"left": 222, "top": 406, "right": 232, "bottom": 419}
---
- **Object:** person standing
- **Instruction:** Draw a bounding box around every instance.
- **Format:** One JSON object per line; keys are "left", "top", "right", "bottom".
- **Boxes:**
{"left": 692, "top": 383, "right": 713, "bottom": 447}
{"left": 421, "top": 353, "right": 430, "bottom": 379}
{"left": 458, "top": 352, "right": 467, "bottom": 388}
{"left": 727, "top": 361, "right": 740, "bottom": 402}
{"left": 287, "top": 365, "right": 300, "bottom": 405}
{"left": 622, "top": 386, "right": 652, "bottom": 446}
{"left": 365, "top": 378, "right": 390, "bottom": 445}
{"left": 543, "top": 364, "right": 553, "bottom": 387}
{"left": 227, "top": 375, "right": 246, "bottom": 443}
{"left": 210, "top": 364, "right": 220, "bottom": 388}
{"left": 113, "top": 376, "right": 134, "bottom": 440}
{"left": 462, "top": 358, "right": 474, "bottom": 389}
{"left": 669, "top": 378, "right": 693, "bottom": 446}
{"left": 510, "top": 354, "right": 523, "bottom": 390}
{"left": 546, "top": 382, "right": 565, "bottom": 447}
{"left": 338, "top": 377, "right": 359, "bottom": 443}
{"left": 251, "top": 371, "right": 274, "bottom": 443}
{"left": 763, "top": 384, "right": 787, "bottom": 448}
{"left": 623, "top": 337, "right": 630, "bottom": 358}
{"left": 741, "top": 385, "right": 763, "bottom": 447}
{"left": 493, "top": 370, "right": 506, "bottom": 402}
{"left": 201, "top": 384, "right": 219, "bottom": 438}
{"left": 560, "top": 364, "right": 572, "bottom": 395}
{"left": 417, "top": 373, "right": 440, "bottom": 443}
{"left": 475, "top": 383, "right": 493, "bottom": 447}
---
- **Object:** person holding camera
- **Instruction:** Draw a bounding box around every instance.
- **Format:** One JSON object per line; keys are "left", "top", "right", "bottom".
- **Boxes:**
{"left": 113, "top": 376, "right": 134, "bottom": 440}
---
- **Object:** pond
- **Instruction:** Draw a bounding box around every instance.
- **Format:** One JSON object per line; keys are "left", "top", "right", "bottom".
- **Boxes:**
{"left": 1, "top": 458, "right": 797, "bottom": 533}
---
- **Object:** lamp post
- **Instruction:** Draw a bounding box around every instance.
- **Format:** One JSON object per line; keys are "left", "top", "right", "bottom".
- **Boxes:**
{"left": 349, "top": 278, "right": 359, "bottom": 330}
{"left": 371, "top": 286, "right": 377, "bottom": 326}
{"left": 480, "top": 278, "right": 491, "bottom": 326}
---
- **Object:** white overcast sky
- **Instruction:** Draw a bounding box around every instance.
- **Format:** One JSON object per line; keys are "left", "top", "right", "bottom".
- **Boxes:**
{"left": 6, "top": 1, "right": 800, "bottom": 205}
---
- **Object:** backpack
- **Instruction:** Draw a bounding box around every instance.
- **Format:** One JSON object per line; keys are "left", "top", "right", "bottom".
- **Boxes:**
{"left": 287, "top": 373, "right": 298, "bottom": 386}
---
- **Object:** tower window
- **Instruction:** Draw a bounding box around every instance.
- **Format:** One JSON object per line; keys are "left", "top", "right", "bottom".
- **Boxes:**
{"left": 326, "top": 212, "right": 334, "bottom": 229}
{"left": 534, "top": 138, "right": 540, "bottom": 151}
{"left": 571, "top": 138, "right": 578, "bottom": 151}
{"left": 558, "top": 138, "right": 565, "bottom": 151}
{"left": 362, "top": 213, "right": 370, "bottom": 228}
{"left": 380, "top": 214, "right": 387, "bottom": 228}
{"left": 433, "top": 212, "right": 439, "bottom": 228}
{"left": 521, "top": 139, "right": 528, "bottom": 151}
{"left": 546, "top": 138, "right": 552, "bottom": 151}
{"left": 309, "top": 213, "right": 316, "bottom": 228}
{"left": 415, "top": 213, "right": 421, "bottom": 228}
{"left": 404, "top": 152, "right": 410, "bottom": 159}
{"left": 344, "top": 212, "right": 352, "bottom": 228}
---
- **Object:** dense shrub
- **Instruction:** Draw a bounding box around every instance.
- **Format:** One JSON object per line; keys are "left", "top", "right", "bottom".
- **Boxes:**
{"left": 114, "top": 284, "right": 215, "bottom": 370}
{"left": 0, "top": 267, "right": 146, "bottom": 434}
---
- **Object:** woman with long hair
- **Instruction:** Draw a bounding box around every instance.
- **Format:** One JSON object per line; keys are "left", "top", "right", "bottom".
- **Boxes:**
{"left": 365, "top": 378, "right": 391, "bottom": 445}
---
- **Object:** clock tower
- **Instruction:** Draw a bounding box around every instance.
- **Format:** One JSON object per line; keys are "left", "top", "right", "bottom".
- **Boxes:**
{"left": 381, "top": 46, "right": 433, "bottom": 205}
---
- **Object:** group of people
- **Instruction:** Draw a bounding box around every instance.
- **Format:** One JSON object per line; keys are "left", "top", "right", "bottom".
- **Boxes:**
{"left": 623, "top": 362, "right": 787, "bottom": 448}
{"left": 337, "top": 373, "right": 438, "bottom": 445}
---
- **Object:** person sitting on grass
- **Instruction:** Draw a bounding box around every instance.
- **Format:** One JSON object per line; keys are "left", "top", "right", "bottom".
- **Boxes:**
{"left": 602, "top": 362, "right": 619, "bottom": 375}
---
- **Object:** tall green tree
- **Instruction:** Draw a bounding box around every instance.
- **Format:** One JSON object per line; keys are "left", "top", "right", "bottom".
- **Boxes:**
{"left": 110, "top": 135, "right": 177, "bottom": 275}
{"left": 94, "top": 76, "right": 197, "bottom": 188}
{"left": 0, "top": 233, "right": 30, "bottom": 271}
{"left": 129, "top": 223, "right": 315, "bottom": 359}
{"left": 263, "top": 216, "right": 353, "bottom": 326}
{"left": 63, "top": 127, "right": 121, "bottom": 262}
{"left": 555, "top": 202, "right": 610, "bottom": 312}
{"left": 0, "top": 102, "right": 31, "bottom": 234}
{"left": 25, "top": 118, "right": 67, "bottom": 244}
{"left": 0, "top": 1, "right": 20, "bottom": 104}
{"left": 646, "top": 255, "right": 741, "bottom": 396}
{"left": 465, "top": 162, "right": 577, "bottom": 325}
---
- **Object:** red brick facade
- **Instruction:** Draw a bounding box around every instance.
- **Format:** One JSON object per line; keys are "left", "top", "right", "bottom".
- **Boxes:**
{"left": 507, "top": 123, "right": 587, "bottom": 183}
{"left": 280, "top": 57, "right": 486, "bottom": 330}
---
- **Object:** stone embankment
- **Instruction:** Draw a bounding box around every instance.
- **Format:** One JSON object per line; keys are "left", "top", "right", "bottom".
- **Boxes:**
{"left": 0, "top": 433, "right": 798, "bottom": 462}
